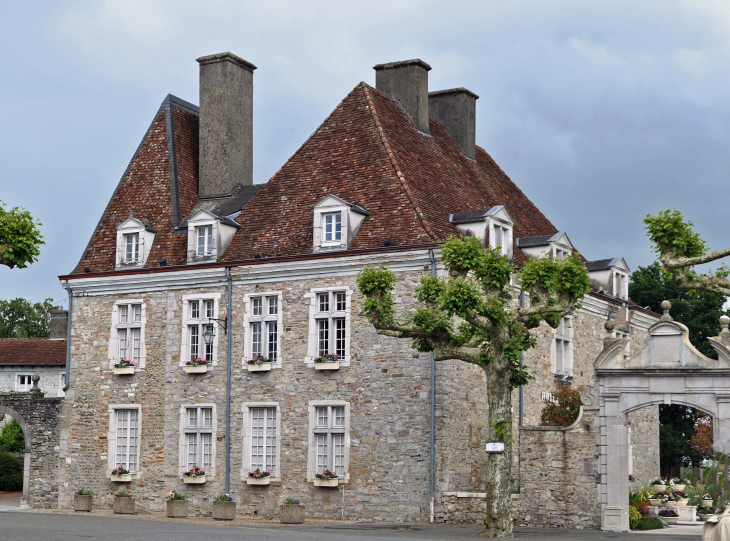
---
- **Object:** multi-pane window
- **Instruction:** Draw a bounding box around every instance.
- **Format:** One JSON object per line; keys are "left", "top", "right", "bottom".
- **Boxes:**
{"left": 315, "top": 291, "right": 347, "bottom": 357}
{"left": 197, "top": 225, "right": 214, "bottom": 256}
{"left": 115, "top": 409, "right": 139, "bottom": 473}
{"left": 323, "top": 212, "right": 342, "bottom": 243}
{"left": 554, "top": 318, "right": 572, "bottom": 376}
{"left": 313, "top": 405, "right": 345, "bottom": 473}
{"left": 249, "top": 296, "right": 278, "bottom": 361}
{"left": 124, "top": 233, "right": 140, "bottom": 263}
{"left": 117, "top": 303, "right": 142, "bottom": 363}
{"left": 16, "top": 374, "right": 32, "bottom": 392}
{"left": 187, "top": 300, "right": 214, "bottom": 362}
{"left": 250, "top": 407, "right": 277, "bottom": 471}
{"left": 555, "top": 248, "right": 569, "bottom": 259}
{"left": 184, "top": 407, "right": 213, "bottom": 472}
{"left": 492, "top": 224, "right": 510, "bottom": 256}
{"left": 613, "top": 272, "right": 628, "bottom": 300}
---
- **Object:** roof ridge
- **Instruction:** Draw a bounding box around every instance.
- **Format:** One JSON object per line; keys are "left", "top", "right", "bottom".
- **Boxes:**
{"left": 361, "top": 83, "right": 439, "bottom": 242}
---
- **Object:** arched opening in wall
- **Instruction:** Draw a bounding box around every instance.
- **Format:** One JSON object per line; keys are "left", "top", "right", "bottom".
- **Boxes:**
{"left": 0, "top": 410, "right": 27, "bottom": 508}
{"left": 659, "top": 405, "right": 713, "bottom": 484}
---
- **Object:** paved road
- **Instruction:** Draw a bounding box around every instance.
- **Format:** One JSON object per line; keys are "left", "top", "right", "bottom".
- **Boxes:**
{"left": 0, "top": 512, "right": 703, "bottom": 540}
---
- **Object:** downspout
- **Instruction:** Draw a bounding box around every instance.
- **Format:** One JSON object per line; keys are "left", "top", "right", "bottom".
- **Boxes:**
{"left": 429, "top": 249, "right": 436, "bottom": 524}
{"left": 225, "top": 267, "right": 233, "bottom": 494}
{"left": 519, "top": 289, "right": 524, "bottom": 426}
{"left": 63, "top": 284, "right": 72, "bottom": 392}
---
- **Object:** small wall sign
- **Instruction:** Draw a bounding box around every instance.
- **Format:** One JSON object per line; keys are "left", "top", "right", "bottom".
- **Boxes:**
{"left": 485, "top": 442, "right": 505, "bottom": 453}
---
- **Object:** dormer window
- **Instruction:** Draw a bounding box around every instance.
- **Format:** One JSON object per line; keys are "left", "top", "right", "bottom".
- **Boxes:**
{"left": 313, "top": 196, "right": 369, "bottom": 252}
{"left": 586, "top": 257, "right": 631, "bottom": 300}
{"left": 183, "top": 209, "right": 240, "bottom": 264}
{"left": 517, "top": 232, "right": 574, "bottom": 261}
{"left": 197, "top": 225, "right": 214, "bottom": 256}
{"left": 449, "top": 206, "right": 514, "bottom": 258}
{"left": 115, "top": 210, "right": 156, "bottom": 269}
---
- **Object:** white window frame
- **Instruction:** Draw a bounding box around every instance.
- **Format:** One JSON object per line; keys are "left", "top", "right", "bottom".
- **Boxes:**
{"left": 488, "top": 218, "right": 513, "bottom": 258}
{"left": 304, "top": 287, "right": 352, "bottom": 367}
{"left": 196, "top": 225, "right": 214, "bottom": 257}
{"left": 241, "top": 402, "right": 281, "bottom": 481}
{"left": 307, "top": 400, "right": 350, "bottom": 483}
{"left": 180, "top": 294, "right": 221, "bottom": 367}
{"left": 551, "top": 316, "right": 573, "bottom": 378}
{"left": 115, "top": 217, "right": 154, "bottom": 269}
{"left": 242, "top": 292, "right": 283, "bottom": 369}
{"left": 613, "top": 271, "right": 629, "bottom": 300}
{"left": 106, "top": 404, "right": 142, "bottom": 479}
{"left": 322, "top": 212, "right": 343, "bottom": 245}
{"left": 16, "top": 374, "right": 32, "bottom": 392}
{"left": 108, "top": 300, "right": 146, "bottom": 370}
{"left": 178, "top": 403, "right": 216, "bottom": 478}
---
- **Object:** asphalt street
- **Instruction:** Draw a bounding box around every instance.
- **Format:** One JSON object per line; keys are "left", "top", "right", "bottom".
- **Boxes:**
{"left": 0, "top": 512, "right": 705, "bottom": 540}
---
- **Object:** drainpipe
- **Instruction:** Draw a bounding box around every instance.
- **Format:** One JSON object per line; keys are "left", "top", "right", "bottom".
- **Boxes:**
{"left": 63, "top": 284, "right": 73, "bottom": 392}
{"left": 225, "top": 267, "right": 233, "bottom": 494}
{"left": 519, "top": 289, "right": 524, "bottom": 426}
{"left": 429, "top": 249, "right": 436, "bottom": 524}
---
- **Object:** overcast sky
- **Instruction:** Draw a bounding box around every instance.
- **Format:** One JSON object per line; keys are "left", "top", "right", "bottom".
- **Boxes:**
{"left": 1, "top": 0, "right": 729, "bottom": 307}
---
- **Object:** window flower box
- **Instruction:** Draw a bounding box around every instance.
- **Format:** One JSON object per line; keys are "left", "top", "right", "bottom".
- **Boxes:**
{"left": 246, "top": 477, "right": 271, "bottom": 485}
{"left": 182, "top": 466, "right": 206, "bottom": 483}
{"left": 313, "top": 469, "right": 338, "bottom": 487}
{"left": 113, "top": 359, "right": 137, "bottom": 375}
{"left": 246, "top": 354, "right": 272, "bottom": 372}
{"left": 111, "top": 466, "right": 131, "bottom": 482}
{"left": 313, "top": 353, "right": 340, "bottom": 370}
{"left": 245, "top": 468, "right": 272, "bottom": 485}
{"left": 184, "top": 358, "right": 209, "bottom": 373}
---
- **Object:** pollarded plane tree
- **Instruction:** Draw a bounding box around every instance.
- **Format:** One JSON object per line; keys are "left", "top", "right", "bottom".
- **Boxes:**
{"left": 357, "top": 236, "right": 590, "bottom": 538}
{"left": 0, "top": 197, "right": 44, "bottom": 269}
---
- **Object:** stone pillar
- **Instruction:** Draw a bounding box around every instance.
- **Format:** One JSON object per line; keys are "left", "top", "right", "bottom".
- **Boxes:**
{"left": 601, "top": 393, "right": 629, "bottom": 531}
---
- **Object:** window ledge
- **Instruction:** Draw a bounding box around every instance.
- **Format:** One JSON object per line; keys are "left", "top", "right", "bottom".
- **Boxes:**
{"left": 553, "top": 374, "right": 573, "bottom": 383}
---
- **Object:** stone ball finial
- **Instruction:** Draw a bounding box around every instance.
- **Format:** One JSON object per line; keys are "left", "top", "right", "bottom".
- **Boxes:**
{"left": 660, "top": 300, "right": 673, "bottom": 321}
{"left": 721, "top": 315, "right": 730, "bottom": 329}
{"left": 31, "top": 374, "right": 40, "bottom": 384}
{"left": 604, "top": 320, "right": 615, "bottom": 333}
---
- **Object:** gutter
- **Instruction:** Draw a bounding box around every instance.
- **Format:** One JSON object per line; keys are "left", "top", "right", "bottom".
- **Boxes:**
{"left": 63, "top": 284, "right": 72, "bottom": 392}
{"left": 225, "top": 267, "right": 233, "bottom": 494}
{"left": 519, "top": 289, "right": 524, "bottom": 426}
{"left": 429, "top": 248, "right": 436, "bottom": 524}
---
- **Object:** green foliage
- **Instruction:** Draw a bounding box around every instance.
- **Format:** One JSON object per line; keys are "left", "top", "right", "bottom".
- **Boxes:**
{"left": 644, "top": 209, "right": 706, "bottom": 259}
{"left": 629, "top": 505, "right": 641, "bottom": 530}
{"left": 630, "top": 485, "right": 653, "bottom": 505}
{"left": 659, "top": 405, "right": 702, "bottom": 476}
{"left": 0, "top": 199, "right": 44, "bottom": 269}
{"left": 519, "top": 253, "right": 591, "bottom": 309}
{"left": 0, "top": 451, "right": 22, "bottom": 491}
{"left": 168, "top": 490, "right": 185, "bottom": 500}
{"left": 539, "top": 385, "right": 583, "bottom": 427}
{"left": 0, "top": 419, "right": 25, "bottom": 453}
{"left": 492, "top": 419, "right": 514, "bottom": 443}
{"left": 357, "top": 266, "right": 396, "bottom": 327}
{"left": 637, "top": 517, "right": 663, "bottom": 530}
{"left": 629, "top": 262, "right": 727, "bottom": 359}
{"left": 0, "top": 298, "right": 62, "bottom": 338}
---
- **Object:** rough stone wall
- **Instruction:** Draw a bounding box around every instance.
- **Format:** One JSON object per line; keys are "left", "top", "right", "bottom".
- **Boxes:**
{"left": 627, "top": 406, "right": 660, "bottom": 484}
{"left": 0, "top": 392, "right": 62, "bottom": 507}
{"left": 0, "top": 367, "right": 65, "bottom": 396}
{"left": 513, "top": 409, "right": 601, "bottom": 529}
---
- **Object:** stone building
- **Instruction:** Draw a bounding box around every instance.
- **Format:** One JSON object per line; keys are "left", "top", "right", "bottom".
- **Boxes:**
{"left": 56, "top": 53, "right": 660, "bottom": 522}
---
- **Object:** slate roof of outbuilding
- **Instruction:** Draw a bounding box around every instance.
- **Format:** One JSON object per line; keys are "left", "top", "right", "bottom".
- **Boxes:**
{"left": 0, "top": 338, "right": 66, "bottom": 365}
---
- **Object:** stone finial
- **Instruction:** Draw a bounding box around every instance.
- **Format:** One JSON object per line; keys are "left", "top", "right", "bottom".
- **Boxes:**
{"left": 129, "top": 207, "right": 136, "bottom": 219}
{"left": 720, "top": 315, "right": 730, "bottom": 346}
{"left": 604, "top": 320, "right": 615, "bottom": 334}
{"left": 660, "top": 300, "right": 673, "bottom": 321}
{"left": 30, "top": 374, "right": 43, "bottom": 396}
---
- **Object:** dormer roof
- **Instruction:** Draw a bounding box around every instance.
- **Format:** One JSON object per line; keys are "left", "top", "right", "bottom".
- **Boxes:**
{"left": 117, "top": 216, "right": 157, "bottom": 234}
{"left": 586, "top": 257, "right": 629, "bottom": 273}
{"left": 313, "top": 195, "right": 370, "bottom": 216}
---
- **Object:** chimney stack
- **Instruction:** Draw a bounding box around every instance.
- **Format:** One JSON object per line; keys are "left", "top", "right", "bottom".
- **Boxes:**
{"left": 196, "top": 52, "right": 257, "bottom": 199}
{"left": 428, "top": 88, "right": 479, "bottom": 160}
{"left": 373, "top": 59, "right": 431, "bottom": 134}
{"left": 49, "top": 310, "right": 68, "bottom": 340}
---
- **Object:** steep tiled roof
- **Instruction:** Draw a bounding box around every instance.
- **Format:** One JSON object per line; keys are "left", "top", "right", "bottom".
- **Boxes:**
{"left": 0, "top": 338, "right": 66, "bottom": 365}
{"left": 72, "top": 95, "right": 200, "bottom": 273}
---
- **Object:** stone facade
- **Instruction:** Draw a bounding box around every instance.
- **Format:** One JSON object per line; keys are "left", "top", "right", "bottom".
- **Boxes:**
{"left": 0, "top": 366, "right": 66, "bottom": 397}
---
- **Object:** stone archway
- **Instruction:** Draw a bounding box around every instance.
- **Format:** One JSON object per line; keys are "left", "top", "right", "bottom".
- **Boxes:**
{"left": 582, "top": 303, "right": 730, "bottom": 531}
{"left": 0, "top": 377, "right": 62, "bottom": 508}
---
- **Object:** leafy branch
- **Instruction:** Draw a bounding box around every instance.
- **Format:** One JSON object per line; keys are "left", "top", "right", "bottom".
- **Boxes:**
{"left": 0, "top": 198, "right": 44, "bottom": 269}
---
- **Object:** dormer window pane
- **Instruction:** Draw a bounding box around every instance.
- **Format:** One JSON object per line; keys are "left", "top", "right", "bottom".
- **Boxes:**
{"left": 197, "top": 226, "right": 213, "bottom": 256}
{"left": 324, "top": 213, "right": 342, "bottom": 242}
{"left": 125, "top": 233, "right": 139, "bottom": 263}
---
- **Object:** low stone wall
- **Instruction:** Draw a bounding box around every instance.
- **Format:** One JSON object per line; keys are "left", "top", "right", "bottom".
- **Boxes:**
{"left": 514, "top": 408, "right": 600, "bottom": 529}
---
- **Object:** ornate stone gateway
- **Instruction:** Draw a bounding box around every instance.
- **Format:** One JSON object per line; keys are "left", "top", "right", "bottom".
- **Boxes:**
{"left": 584, "top": 302, "right": 730, "bottom": 531}
{"left": 0, "top": 375, "right": 62, "bottom": 508}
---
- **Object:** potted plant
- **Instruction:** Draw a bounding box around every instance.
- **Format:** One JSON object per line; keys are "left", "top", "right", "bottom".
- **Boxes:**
{"left": 698, "top": 505, "right": 718, "bottom": 521}
{"left": 313, "top": 469, "right": 338, "bottom": 487}
{"left": 280, "top": 497, "right": 304, "bottom": 524}
{"left": 671, "top": 478, "right": 686, "bottom": 492}
{"left": 184, "top": 358, "right": 208, "bottom": 373}
{"left": 73, "top": 488, "right": 93, "bottom": 511}
{"left": 111, "top": 465, "right": 131, "bottom": 482}
{"left": 113, "top": 489, "right": 135, "bottom": 514}
{"left": 181, "top": 466, "right": 206, "bottom": 484}
{"left": 166, "top": 491, "right": 188, "bottom": 518}
{"left": 113, "top": 359, "right": 136, "bottom": 375}
{"left": 313, "top": 353, "right": 341, "bottom": 370}
{"left": 651, "top": 477, "right": 667, "bottom": 493}
{"left": 658, "top": 508, "right": 679, "bottom": 525}
{"left": 245, "top": 468, "right": 272, "bottom": 485}
{"left": 246, "top": 354, "right": 272, "bottom": 372}
{"left": 212, "top": 494, "right": 236, "bottom": 520}
{"left": 672, "top": 491, "right": 688, "bottom": 506}
{"left": 700, "top": 493, "right": 714, "bottom": 508}
{"left": 662, "top": 492, "right": 678, "bottom": 507}
{"left": 648, "top": 492, "right": 662, "bottom": 506}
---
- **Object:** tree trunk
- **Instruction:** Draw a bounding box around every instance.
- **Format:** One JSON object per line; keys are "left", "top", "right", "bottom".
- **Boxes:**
{"left": 479, "top": 350, "right": 513, "bottom": 538}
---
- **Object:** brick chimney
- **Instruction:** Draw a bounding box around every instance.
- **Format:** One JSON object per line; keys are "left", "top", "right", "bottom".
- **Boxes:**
{"left": 373, "top": 59, "right": 431, "bottom": 134}
{"left": 49, "top": 310, "right": 68, "bottom": 340}
{"left": 428, "top": 88, "right": 479, "bottom": 160}
{"left": 196, "top": 52, "right": 257, "bottom": 199}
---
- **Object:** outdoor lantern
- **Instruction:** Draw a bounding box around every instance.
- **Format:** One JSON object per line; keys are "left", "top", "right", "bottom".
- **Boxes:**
{"left": 203, "top": 326, "right": 215, "bottom": 346}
